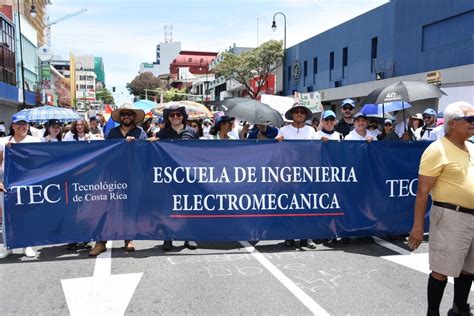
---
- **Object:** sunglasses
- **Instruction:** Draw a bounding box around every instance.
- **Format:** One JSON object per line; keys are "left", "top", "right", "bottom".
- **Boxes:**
{"left": 456, "top": 116, "right": 474, "bottom": 123}
{"left": 120, "top": 112, "right": 135, "bottom": 117}
{"left": 293, "top": 109, "right": 306, "bottom": 115}
{"left": 422, "top": 115, "right": 432, "bottom": 120}
{"left": 323, "top": 117, "right": 335, "bottom": 121}
{"left": 168, "top": 112, "right": 182, "bottom": 118}
{"left": 384, "top": 123, "right": 393, "bottom": 126}
{"left": 342, "top": 107, "right": 353, "bottom": 111}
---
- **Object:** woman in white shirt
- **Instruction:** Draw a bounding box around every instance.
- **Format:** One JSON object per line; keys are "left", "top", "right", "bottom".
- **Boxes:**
{"left": 315, "top": 110, "right": 342, "bottom": 142}
{"left": 40, "top": 119, "right": 63, "bottom": 142}
{"left": 0, "top": 113, "right": 40, "bottom": 259}
{"left": 63, "top": 119, "right": 95, "bottom": 141}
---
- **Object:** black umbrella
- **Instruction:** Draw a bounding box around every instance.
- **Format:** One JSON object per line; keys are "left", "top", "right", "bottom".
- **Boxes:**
{"left": 361, "top": 81, "right": 447, "bottom": 131}
{"left": 220, "top": 98, "right": 284, "bottom": 127}
{"left": 361, "top": 81, "right": 446, "bottom": 104}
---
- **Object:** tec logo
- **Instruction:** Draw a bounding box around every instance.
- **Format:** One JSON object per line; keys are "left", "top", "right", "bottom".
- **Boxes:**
{"left": 10, "top": 184, "right": 62, "bottom": 205}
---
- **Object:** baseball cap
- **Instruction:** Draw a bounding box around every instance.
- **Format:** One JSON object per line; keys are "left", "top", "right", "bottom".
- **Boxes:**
{"left": 423, "top": 108, "right": 437, "bottom": 116}
{"left": 353, "top": 112, "right": 367, "bottom": 120}
{"left": 384, "top": 119, "right": 393, "bottom": 125}
{"left": 341, "top": 98, "right": 355, "bottom": 108}
{"left": 48, "top": 119, "right": 61, "bottom": 126}
{"left": 322, "top": 110, "right": 336, "bottom": 120}
{"left": 12, "top": 113, "right": 29, "bottom": 123}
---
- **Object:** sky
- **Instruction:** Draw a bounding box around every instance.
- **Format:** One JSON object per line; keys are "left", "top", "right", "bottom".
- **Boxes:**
{"left": 48, "top": 0, "right": 389, "bottom": 104}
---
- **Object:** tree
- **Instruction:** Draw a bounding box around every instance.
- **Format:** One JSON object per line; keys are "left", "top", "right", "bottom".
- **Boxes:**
{"left": 126, "top": 72, "right": 163, "bottom": 98}
{"left": 212, "top": 40, "right": 283, "bottom": 99}
{"left": 163, "top": 88, "right": 186, "bottom": 102}
{"left": 95, "top": 88, "right": 114, "bottom": 104}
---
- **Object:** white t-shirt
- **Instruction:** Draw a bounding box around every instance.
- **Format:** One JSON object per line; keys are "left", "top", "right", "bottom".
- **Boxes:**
{"left": 394, "top": 120, "right": 409, "bottom": 138}
{"left": 277, "top": 125, "right": 317, "bottom": 140}
{"left": 315, "top": 130, "right": 341, "bottom": 141}
{"left": 344, "top": 129, "right": 377, "bottom": 141}
{"left": 40, "top": 136, "right": 60, "bottom": 143}
{"left": 414, "top": 126, "right": 438, "bottom": 141}
{"left": 1, "top": 135, "right": 40, "bottom": 174}
{"left": 63, "top": 131, "right": 96, "bottom": 141}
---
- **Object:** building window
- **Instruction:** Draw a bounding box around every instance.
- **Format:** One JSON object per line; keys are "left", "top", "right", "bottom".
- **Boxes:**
{"left": 313, "top": 57, "right": 317, "bottom": 84}
{"left": 0, "top": 17, "right": 16, "bottom": 86}
{"left": 342, "top": 47, "right": 348, "bottom": 78}
{"left": 329, "top": 52, "right": 334, "bottom": 81}
{"left": 303, "top": 60, "right": 307, "bottom": 86}
{"left": 371, "top": 37, "right": 378, "bottom": 73}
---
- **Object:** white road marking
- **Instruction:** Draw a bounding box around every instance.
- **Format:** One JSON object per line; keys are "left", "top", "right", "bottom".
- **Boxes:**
{"left": 93, "top": 241, "right": 112, "bottom": 276}
{"left": 373, "top": 236, "right": 411, "bottom": 255}
{"left": 61, "top": 241, "right": 144, "bottom": 315}
{"left": 240, "top": 241, "right": 330, "bottom": 316}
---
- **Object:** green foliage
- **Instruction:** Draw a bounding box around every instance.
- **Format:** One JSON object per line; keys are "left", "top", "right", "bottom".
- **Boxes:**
{"left": 95, "top": 88, "right": 114, "bottom": 104}
{"left": 212, "top": 40, "right": 283, "bottom": 99}
{"left": 164, "top": 88, "right": 186, "bottom": 102}
{"left": 126, "top": 72, "right": 162, "bottom": 97}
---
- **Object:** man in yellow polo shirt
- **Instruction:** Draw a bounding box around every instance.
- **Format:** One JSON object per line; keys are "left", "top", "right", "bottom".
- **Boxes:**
{"left": 408, "top": 101, "right": 474, "bottom": 316}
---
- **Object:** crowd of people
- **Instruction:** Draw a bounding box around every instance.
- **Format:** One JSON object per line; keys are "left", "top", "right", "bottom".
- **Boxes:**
{"left": 0, "top": 99, "right": 473, "bottom": 315}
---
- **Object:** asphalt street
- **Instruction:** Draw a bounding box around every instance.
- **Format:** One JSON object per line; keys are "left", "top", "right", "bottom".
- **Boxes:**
{"left": 0, "top": 234, "right": 471, "bottom": 315}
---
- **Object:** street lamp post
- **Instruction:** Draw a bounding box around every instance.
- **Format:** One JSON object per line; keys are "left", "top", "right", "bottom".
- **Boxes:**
{"left": 271, "top": 12, "right": 286, "bottom": 96}
{"left": 74, "top": 61, "right": 83, "bottom": 110}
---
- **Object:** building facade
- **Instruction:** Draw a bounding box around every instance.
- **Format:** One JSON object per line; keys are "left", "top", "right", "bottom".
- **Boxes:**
{"left": 284, "top": 0, "right": 473, "bottom": 112}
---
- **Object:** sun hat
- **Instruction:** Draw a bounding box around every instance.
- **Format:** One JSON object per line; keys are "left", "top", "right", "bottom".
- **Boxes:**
{"left": 284, "top": 102, "right": 313, "bottom": 121}
{"left": 162, "top": 102, "right": 188, "bottom": 122}
{"left": 111, "top": 103, "right": 145, "bottom": 124}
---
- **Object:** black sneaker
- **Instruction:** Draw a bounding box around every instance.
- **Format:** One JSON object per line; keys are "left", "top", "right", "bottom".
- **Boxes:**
{"left": 447, "top": 303, "right": 473, "bottom": 316}
{"left": 162, "top": 240, "right": 173, "bottom": 251}
{"left": 184, "top": 241, "right": 198, "bottom": 250}
{"left": 284, "top": 240, "right": 295, "bottom": 246}
{"left": 65, "top": 243, "right": 78, "bottom": 250}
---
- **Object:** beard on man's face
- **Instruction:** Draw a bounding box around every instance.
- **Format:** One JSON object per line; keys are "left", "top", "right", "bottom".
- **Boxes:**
{"left": 121, "top": 118, "right": 134, "bottom": 127}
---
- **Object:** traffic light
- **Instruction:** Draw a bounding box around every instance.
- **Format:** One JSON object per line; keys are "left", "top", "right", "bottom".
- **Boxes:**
{"left": 112, "top": 86, "right": 116, "bottom": 92}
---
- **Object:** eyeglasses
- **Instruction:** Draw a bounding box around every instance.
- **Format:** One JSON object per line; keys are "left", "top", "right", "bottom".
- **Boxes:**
{"left": 422, "top": 115, "right": 432, "bottom": 120}
{"left": 384, "top": 123, "right": 393, "bottom": 126}
{"left": 168, "top": 112, "right": 182, "bottom": 118}
{"left": 293, "top": 109, "right": 306, "bottom": 115}
{"left": 456, "top": 116, "right": 474, "bottom": 123}
{"left": 120, "top": 112, "right": 135, "bottom": 117}
{"left": 342, "top": 107, "right": 353, "bottom": 111}
{"left": 323, "top": 117, "right": 335, "bottom": 121}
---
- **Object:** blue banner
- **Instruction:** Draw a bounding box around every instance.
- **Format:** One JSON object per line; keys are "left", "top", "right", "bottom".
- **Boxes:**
{"left": 4, "top": 140, "right": 430, "bottom": 248}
